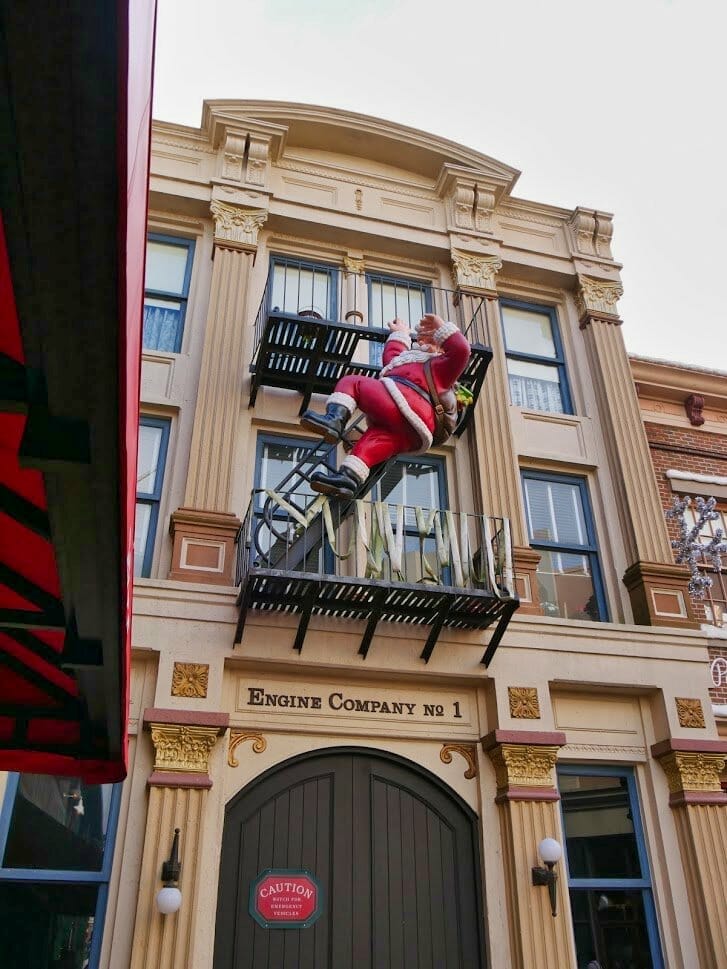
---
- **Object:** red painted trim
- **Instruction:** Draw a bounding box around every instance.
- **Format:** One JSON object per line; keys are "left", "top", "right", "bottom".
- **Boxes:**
{"left": 481, "top": 729, "right": 567, "bottom": 750}
{"left": 116, "top": 0, "right": 157, "bottom": 782}
{"left": 668, "top": 790, "right": 727, "bottom": 807}
{"left": 143, "top": 708, "right": 230, "bottom": 732}
{"left": 495, "top": 786, "right": 561, "bottom": 803}
{"left": 148, "top": 771, "right": 213, "bottom": 789}
{"left": 651, "top": 738, "right": 727, "bottom": 758}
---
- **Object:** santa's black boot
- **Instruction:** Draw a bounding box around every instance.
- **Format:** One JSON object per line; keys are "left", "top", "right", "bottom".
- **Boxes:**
{"left": 300, "top": 402, "right": 351, "bottom": 443}
{"left": 310, "top": 465, "right": 361, "bottom": 498}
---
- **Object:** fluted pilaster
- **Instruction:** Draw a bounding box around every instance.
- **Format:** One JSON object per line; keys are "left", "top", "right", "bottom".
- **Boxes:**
{"left": 184, "top": 241, "right": 256, "bottom": 511}
{"left": 483, "top": 730, "right": 575, "bottom": 969}
{"left": 129, "top": 710, "right": 228, "bottom": 969}
{"left": 653, "top": 738, "right": 727, "bottom": 969}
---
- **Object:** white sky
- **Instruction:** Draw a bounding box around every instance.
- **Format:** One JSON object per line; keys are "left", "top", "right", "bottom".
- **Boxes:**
{"left": 154, "top": 0, "right": 726, "bottom": 371}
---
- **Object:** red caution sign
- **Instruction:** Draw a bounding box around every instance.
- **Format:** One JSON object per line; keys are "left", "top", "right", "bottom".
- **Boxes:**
{"left": 249, "top": 869, "right": 323, "bottom": 929}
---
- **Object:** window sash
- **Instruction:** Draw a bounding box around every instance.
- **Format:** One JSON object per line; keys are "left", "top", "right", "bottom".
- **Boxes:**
{"left": 143, "top": 234, "right": 195, "bottom": 353}
{"left": 366, "top": 274, "right": 432, "bottom": 367}
{"left": 135, "top": 417, "right": 170, "bottom": 578}
{"left": 501, "top": 299, "right": 572, "bottom": 414}
{"left": 268, "top": 257, "right": 338, "bottom": 320}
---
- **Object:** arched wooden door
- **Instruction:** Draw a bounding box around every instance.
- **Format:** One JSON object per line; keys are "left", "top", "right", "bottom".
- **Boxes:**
{"left": 214, "top": 747, "right": 487, "bottom": 969}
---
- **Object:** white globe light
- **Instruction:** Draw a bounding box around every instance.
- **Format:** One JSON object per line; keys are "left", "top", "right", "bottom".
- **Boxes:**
{"left": 538, "top": 837, "right": 562, "bottom": 865}
{"left": 156, "top": 886, "right": 182, "bottom": 915}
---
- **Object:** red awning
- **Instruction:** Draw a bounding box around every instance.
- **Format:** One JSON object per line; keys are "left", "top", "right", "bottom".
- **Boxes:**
{"left": 0, "top": 0, "right": 155, "bottom": 781}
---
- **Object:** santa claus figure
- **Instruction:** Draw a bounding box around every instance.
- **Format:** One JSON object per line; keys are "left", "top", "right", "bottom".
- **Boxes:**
{"left": 301, "top": 313, "right": 471, "bottom": 497}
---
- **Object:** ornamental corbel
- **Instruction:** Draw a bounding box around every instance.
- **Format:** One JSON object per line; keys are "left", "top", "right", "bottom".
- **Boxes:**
{"left": 246, "top": 136, "right": 270, "bottom": 188}
{"left": 220, "top": 131, "right": 246, "bottom": 182}
{"left": 451, "top": 249, "right": 502, "bottom": 294}
{"left": 575, "top": 274, "right": 623, "bottom": 321}
{"left": 568, "top": 208, "right": 597, "bottom": 256}
{"left": 210, "top": 200, "right": 268, "bottom": 251}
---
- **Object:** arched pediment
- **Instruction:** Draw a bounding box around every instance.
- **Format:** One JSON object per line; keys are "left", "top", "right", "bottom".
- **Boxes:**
{"left": 200, "top": 99, "right": 520, "bottom": 192}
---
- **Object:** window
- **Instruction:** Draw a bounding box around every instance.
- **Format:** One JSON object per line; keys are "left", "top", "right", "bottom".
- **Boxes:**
{"left": 135, "top": 416, "right": 170, "bottom": 577}
{"left": 373, "top": 455, "right": 449, "bottom": 584}
{"left": 253, "top": 434, "right": 332, "bottom": 571}
{"left": 0, "top": 774, "right": 121, "bottom": 969}
{"left": 269, "top": 256, "right": 338, "bottom": 320}
{"left": 143, "top": 234, "right": 195, "bottom": 352}
{"left": 501, "top": 300, "right": 572, "bottom": 414}
{"left": 683, "top": 502, "right": 727, "bottom": 546}
{"left": 522, "top": 472, "right": 607, "bottom": 621}
{"left": 558, "top": 766, "right": 664, "bottom": 969}
{"left": 367, "top": 273, "right": 432, "bottom": 367}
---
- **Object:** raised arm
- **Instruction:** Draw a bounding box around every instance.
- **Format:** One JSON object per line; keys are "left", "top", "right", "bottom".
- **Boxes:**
{"left": 417, "top": 314, "right": 471, "bottom": 385}
{"left": 382, "top": 317, "right": 411, "bottom": 367}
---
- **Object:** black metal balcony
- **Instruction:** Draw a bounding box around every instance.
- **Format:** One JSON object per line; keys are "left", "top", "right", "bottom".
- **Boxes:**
{"left": 234, "top": 491, "right": 519, "bottom": 666}
{"left": 249, "top": 259, "right": 493, "bottom": 435}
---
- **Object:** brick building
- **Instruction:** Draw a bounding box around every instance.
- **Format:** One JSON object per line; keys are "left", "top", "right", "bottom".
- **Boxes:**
{"left": 633, "top": 355, "right": 727, "bottom": 716}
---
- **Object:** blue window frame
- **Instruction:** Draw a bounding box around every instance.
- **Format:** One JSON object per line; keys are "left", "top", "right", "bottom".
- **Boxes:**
{"left": 143, "top": 233, "right": 195, "bottom": 352}
{"left": 253, "top": 433, "right": 334, "bottom": 572}
{"left": 522, "top": 471, "right": 607, "bottom": 621}
{"left": 0, "top": 774, "right": 122, "bottom": 969}
{"left": 500, "top": 298, "right": 572, "bottom": 414}
{"left": 558, "top": 765, "right": 664, "bottom": 969}
{"left": 366, "top": 273, "right": 432, "bottom": 367}
{"left": 268, "top": 256, "right": 338, "bottom": 320}
{"left": 135, "top": 416, "right": 171, "bottom": 578}
{"left": 372, "top": 455, "right": 450, "bottom": 585}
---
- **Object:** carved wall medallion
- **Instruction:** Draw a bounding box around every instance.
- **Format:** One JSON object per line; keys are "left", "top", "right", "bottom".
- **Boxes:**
{"left": 487, "top": 744, "right": 559, "bottom": 789}
{"left": 210, "top": 200, "right": 268, "bottom": 249}
{"left": 440, "top": 743, "right": 478, "bottom": 779}
{"left": 354, "top": 188, "right": 363, "bottom": 211}
{"left": 657, "top": 750, "right": 726, "bottom": 794}
{"left": 150, "top": 724, "right": 220, "bottom": 773}
{"left": 171, "top": 662, "right": 209, "bottom": 699}
{"left": 508, "top": 687, "right": 540, "bottom": 720}
{"left": 575, "top": 274, "right": 624, "bottom": 319}
{"left": 451, "top": 250, "right": 502, "bottom": 293}
{"left": 676, "top": 697, "right": 706, "bottom": 729}
{"left": 228, "top": 730, "right": 268, "bottom": 767}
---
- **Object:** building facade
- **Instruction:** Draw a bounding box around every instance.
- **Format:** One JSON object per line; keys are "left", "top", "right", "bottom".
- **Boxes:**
{"left": 633, "top": 355, "right": 727, "bottom": 726}
{"left": 2, "top": 101, "right": 727, "bottom": 968}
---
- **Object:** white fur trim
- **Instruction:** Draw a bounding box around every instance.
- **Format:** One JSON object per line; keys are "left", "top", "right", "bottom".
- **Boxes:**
{"left": 386, "top": 330, "right": 411, "bottom": 345}
{"left": 381, "top": 377, "right": 433, "bottom": 454}
{"left": 431, "top": 321, "right": 458, "bottom": 345}
{"left": 380, "top": 347, "right": 434, "bottom": 376}
{"left": 328, "top": 391, "right": 356, "bottom": 413}
{"left": 341, "top": 454, "right": 370, "bottom": 482}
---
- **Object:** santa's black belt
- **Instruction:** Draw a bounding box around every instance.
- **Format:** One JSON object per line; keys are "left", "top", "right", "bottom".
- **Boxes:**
{"left": 386, "top": 375, "right": 432, "bottom": 406}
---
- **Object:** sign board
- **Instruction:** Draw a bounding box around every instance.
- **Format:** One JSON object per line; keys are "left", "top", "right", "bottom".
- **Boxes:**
{"left": 249, "top": 869, "right": 323, "bottom": 929}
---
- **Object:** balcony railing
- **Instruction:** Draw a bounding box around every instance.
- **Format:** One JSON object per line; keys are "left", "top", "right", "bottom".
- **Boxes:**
{"left": 249, "top": 259, "right": 493, "bottom": 432}
{"left": 234, "top": 491, "right": 519, "bottom": 665}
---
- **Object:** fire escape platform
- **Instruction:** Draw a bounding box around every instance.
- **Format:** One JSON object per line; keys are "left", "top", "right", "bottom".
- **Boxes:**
{"left": 234, "top": 568, "right": 518, "bottom": 666}
{"left": 250, "top": 311, "right": 493, "bottom": 434}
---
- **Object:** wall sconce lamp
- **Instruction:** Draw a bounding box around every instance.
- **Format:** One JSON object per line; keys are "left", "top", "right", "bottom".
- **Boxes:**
{"left": 156, "top": 828, "right": 182, "bottom": 915}
{"left": 531, "top": 837, "right": 562, "bottom": 917}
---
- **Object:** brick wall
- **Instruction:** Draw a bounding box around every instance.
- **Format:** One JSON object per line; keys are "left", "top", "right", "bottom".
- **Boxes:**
{"left": 644, "top": 420, "right": 727, "bottom": 703}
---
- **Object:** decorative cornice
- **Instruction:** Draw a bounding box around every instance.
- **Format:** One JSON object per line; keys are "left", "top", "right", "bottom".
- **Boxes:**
{"left": 228, "top": 730, "right": 267, "bottom": 767}
{"left": 563, "top": 743, "right": 647, "bottom": 757}
{"left": 451, "top": 250, "right": 502, "bottom": 293}
{"left": 149, "top": 724, "right": 221, "bottom": 774}
{"left": 171, "top": 662, "right": 209, "bottom": 699}
{"left": 676, "top": 697, "right": 707, "bottom": 728}
{"left": 210, "top": 200, "right": 268, "bottom": 250}
{"left": 440, "top": 743, "right": 478, "bottom": 779}
{"left": 499, "top": 204, "right": 564, "bottom": 228}
{"left": 276, "top": 157, "right": 435, "bottom": 201}
{"left": 152, "top": 132, "right": 216, "bottom": 155}
{"left": 575, "top": 274, "right": 623, "bottom": 322}
{"left": 508, "top": 687, "right": 541, "bottom": 720}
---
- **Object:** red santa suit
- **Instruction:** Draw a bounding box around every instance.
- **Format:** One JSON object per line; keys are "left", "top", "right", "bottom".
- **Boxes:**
{"left": 327, "top": 320, "right": 470, "bottom": 484}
